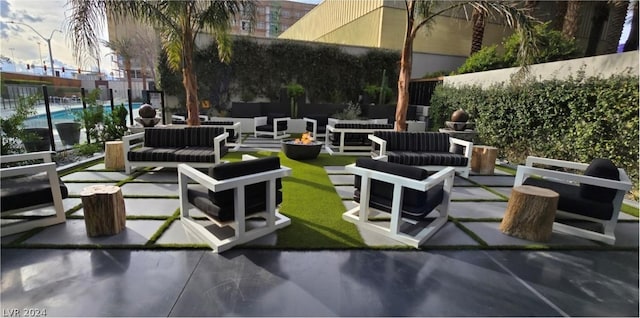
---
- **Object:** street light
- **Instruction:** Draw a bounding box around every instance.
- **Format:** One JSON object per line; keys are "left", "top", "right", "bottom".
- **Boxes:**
{"left": 9, "top": 21, "right": 61, "bottom": 77}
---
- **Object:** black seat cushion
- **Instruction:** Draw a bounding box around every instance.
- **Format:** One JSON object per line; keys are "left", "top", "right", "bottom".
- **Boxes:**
{"left": 173, "top": 147, "right": 229, "bottom": 163}
{"left": 128, "top": 147, "right": 177, "bottom": 162}
{"left": 386, "top": 151, "right": 469, "bottom": 166}
{"left": 1, "top": 174, "right": 69, "bottom": 212}
{"left": 187, "top": 157, "right": 283, "bottom": 222}
{"left": 353, "top": 158, "right": 444, "bottom": 220}
{"left": 580, "top": 158, "right": 620, "bottom": 203}
{"left": 188, "top": 186, "right": 283, "bottom": 222}
{"left": 523, "top": 178, "right": 614, "bottom": 220}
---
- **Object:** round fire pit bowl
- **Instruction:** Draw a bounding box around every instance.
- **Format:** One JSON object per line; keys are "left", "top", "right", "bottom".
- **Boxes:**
{"left": 281, "top": 140, "right": 322, "bottom": 160}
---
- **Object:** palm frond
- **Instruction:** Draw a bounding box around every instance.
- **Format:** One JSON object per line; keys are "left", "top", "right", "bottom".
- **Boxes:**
{"left": 411, "top": 0, "right": 538, "bottom": 67}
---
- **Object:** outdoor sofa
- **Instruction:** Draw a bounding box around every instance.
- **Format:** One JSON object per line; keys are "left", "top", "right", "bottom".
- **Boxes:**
{"left": 325, "top": 121, "right": 395, "bottom": 155}
{"left": 123, "top": 126, "right": 229, "bottom": 174}
{"left": 369, "top": 131, "right": 473, "bottom": 178}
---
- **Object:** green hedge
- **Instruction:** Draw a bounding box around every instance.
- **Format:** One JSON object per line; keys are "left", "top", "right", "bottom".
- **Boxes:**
{"left": 430, "top": 73, "right": 639, "bottom": 196}
{"left": 159, "top": 38, "right": 400, "bottom": 107}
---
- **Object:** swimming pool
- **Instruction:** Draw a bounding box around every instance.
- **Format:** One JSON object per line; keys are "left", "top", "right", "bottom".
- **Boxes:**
{"left": 25, "top": 103, "right": 143, "bottom": 128}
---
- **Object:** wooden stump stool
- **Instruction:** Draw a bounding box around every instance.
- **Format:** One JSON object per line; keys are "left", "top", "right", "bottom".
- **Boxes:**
{"left": 105, "top": 141, "right": 124, "bottom": 170}
{"left": 81, "top": 185, "right": 126, "bottom": 237}
{"left": 471, "top": 145, "right": 498, "bottom": 175}
{"left": 500, "top": 185, "right": 559, "bottom": 242}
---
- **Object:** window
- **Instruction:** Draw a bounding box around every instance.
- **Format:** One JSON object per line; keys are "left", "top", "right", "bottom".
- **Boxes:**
{"left": 241, "top": 20, "right": 250, "bottom": 32}
{"left": 282, "top": 10, "right": 290, "bottom": 18}
{"left": 257, "top": 22, "right": 265, "bottom": 30}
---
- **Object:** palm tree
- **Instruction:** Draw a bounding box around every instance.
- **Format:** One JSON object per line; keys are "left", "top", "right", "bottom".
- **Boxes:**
{"left": 66, "top": 0, "right": 254, "bottom": 126}
{"left": 102, "top": 38, "right": 136, "bottom": 93}
{"left": 603, "top": 0, "right": 630, "bottom": 54}
{"left": 395, "top": 1, "right": 538, "bottom": 131}
{"left": 624, "top": 1, "right": 639, "bottom": 51}
{"left": 562, "top": 0, "right": 581, "bottom": 39}
{"left": 470, "top": 7, "right": 486, "bottom": 55}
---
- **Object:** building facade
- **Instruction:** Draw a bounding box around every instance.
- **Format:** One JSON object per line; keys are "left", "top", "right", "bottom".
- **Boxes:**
{"left": 279, "top": 0, "right": 626, "bottom": 63}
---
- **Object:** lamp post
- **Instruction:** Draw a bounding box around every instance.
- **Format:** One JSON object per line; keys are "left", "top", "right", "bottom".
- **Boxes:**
{"left": 9, "top": 21, "right": 61, "bottom": 77}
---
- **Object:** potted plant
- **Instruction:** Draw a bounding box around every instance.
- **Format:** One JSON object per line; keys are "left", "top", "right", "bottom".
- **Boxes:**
{"left": 55, "top": 121, "right": 82, "bottom": 146}
{"left": 286, "top": 82, "right": 305, "bottom": 119}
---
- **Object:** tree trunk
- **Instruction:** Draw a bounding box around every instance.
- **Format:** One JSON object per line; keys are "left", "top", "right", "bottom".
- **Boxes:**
{"left": 81, "top": 185, "right": 127, "bottom": 237}
{"left": 125, "top": 59, "right": 132, "bottom": 93}
{"left": 141, "top": 60, "right": 148, "bottom": 91}
{"left": 562, "top": 0, "right": 582, "bottom": 38}
{"left": 500, "top": 185, "right": 559, "bottom": 242}
{"left": 603, "top": 0, "right": 629, "bottom": 54}
{"left": 182, "top": 25, "right": 200, "bottom": 126}
{"left": 470, "top": 8, "right": 486, "bottom": 55}
{"left": 552, "top": 1, "right": 568, "bottom": 31}
{"left": 624, "top": 1, "right": 639, "bottom": 51}
{"left": 585, "top": 2, "right": 610, "bottom": 56}
{"left": 395, "top": 0, "right": 415, "bottom": 132}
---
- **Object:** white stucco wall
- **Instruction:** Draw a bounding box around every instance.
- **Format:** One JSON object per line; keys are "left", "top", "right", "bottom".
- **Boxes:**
{"left": 443, "top": 51, "right": 640, "bottom": 88}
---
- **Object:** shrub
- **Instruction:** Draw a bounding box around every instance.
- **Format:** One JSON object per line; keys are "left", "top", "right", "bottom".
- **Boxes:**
{"left": 332, "top": 102, "right": 362, "bottom": 120}
{"left": 430, "top": 73, "right": 639, "bottom": 196}
{"left": 0, "top": 95, "right": 38, "bottom": 155}
{"left": 457, "top": 22, "right": 577, "bottom": 74}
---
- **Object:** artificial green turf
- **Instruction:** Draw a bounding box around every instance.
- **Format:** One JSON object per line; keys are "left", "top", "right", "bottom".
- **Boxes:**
{"left": 225, "top": 151, "right": 367, "bottom": 248}
{"left": 622, "top": 203, "right": 639, "bottom": 217}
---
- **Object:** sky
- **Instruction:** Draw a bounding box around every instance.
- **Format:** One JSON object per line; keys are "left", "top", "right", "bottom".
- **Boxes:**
{"left": 0, "top": 0, "right": 322, "bottom": 77}
{"left": 0, "top": 0, "right": 107, "bottom": 76}
{"left": 0, "top": 0, "right": 632, "bottom": 77}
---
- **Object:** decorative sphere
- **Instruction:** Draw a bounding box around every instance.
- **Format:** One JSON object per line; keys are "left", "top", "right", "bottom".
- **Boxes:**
{"left": 138, "top": 104, "right": 156, "bottom": 118}
{"left": 451, "top": 108, "right": 469, "bottom": 122}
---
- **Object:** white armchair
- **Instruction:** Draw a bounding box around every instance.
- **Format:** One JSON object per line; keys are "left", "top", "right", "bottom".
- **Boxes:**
{"left": 254, "top": 114, "right": 290, "bottom": 139}
{"left": 514, "top": 156, "right": 632, "bottom": 244}
{"left": 342, "top": 158, "right": 455, "bottom": 247}
{"left": 178, "top": 155, "right": 292, "bottom": 253}
{"left": 0, "top": 151, "right": 67, "bottom": 236}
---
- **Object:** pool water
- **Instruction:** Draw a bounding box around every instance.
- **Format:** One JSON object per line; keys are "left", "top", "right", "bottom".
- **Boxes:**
{"left": 25, "top": 103, "right": 143, "bottom": 128}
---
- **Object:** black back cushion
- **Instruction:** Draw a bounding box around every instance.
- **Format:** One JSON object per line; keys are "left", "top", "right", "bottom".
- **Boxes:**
{"left": 354, "top": 159, "right": 437, "bottom": 217}
{"left": 579, "top": 158, "right": 620, "bottom": 203}
{"left": 209, "top": 157, "right": 282, "bottom": 206}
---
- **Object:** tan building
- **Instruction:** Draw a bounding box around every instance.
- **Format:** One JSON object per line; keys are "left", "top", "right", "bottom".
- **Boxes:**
{"left": 279, "top": 0, "right": 625, "bottom": 60}
{"left": 231, "top": 0, "right": 316, "bottom": 38}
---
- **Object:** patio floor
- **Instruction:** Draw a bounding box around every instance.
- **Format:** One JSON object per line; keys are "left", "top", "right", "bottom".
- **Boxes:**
{"left": 1, "top": 137, "right": 638, "bottom": 316}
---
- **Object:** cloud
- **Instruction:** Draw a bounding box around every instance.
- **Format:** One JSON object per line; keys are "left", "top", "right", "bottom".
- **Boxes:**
{"left": 0, "top": 21, "right": 9, "bottom": 39}
{"left": 0, "top": 0, "right": 10, "bottom": 18}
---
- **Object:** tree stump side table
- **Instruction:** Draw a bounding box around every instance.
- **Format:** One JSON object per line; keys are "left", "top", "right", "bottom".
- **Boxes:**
{"left": 500, "top": 185, "right": 559, "bottom": 242}
{"left": 105, "top": 141, "right": 125, "bottom": 170}
{"left": 471, "top": 145, "right": 498, "bottom": 175}
{"left": 81, "top": 185, "right": 126, "bottom": 237}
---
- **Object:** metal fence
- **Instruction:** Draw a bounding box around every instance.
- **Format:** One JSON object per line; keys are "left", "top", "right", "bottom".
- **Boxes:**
{"left": 3, "top": 85, "right": 164, "bottom": 153}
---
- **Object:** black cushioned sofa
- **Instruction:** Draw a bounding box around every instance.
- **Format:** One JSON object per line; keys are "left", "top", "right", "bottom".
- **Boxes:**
{"left": 514, "top": 156, "right": 632, "bottom": 244}
{"left": 123, "top": 126, "right": 229, "bottom": 174}
{"left": 325, "top": 122, "right": 395, "bottom": 155}
{"left": 369, "top": 131, "right": 473, "bottom": 177}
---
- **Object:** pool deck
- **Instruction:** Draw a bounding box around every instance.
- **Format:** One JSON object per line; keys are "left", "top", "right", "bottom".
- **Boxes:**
{"left": 1, "top": 136, "right": 638, "bottom": 317}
